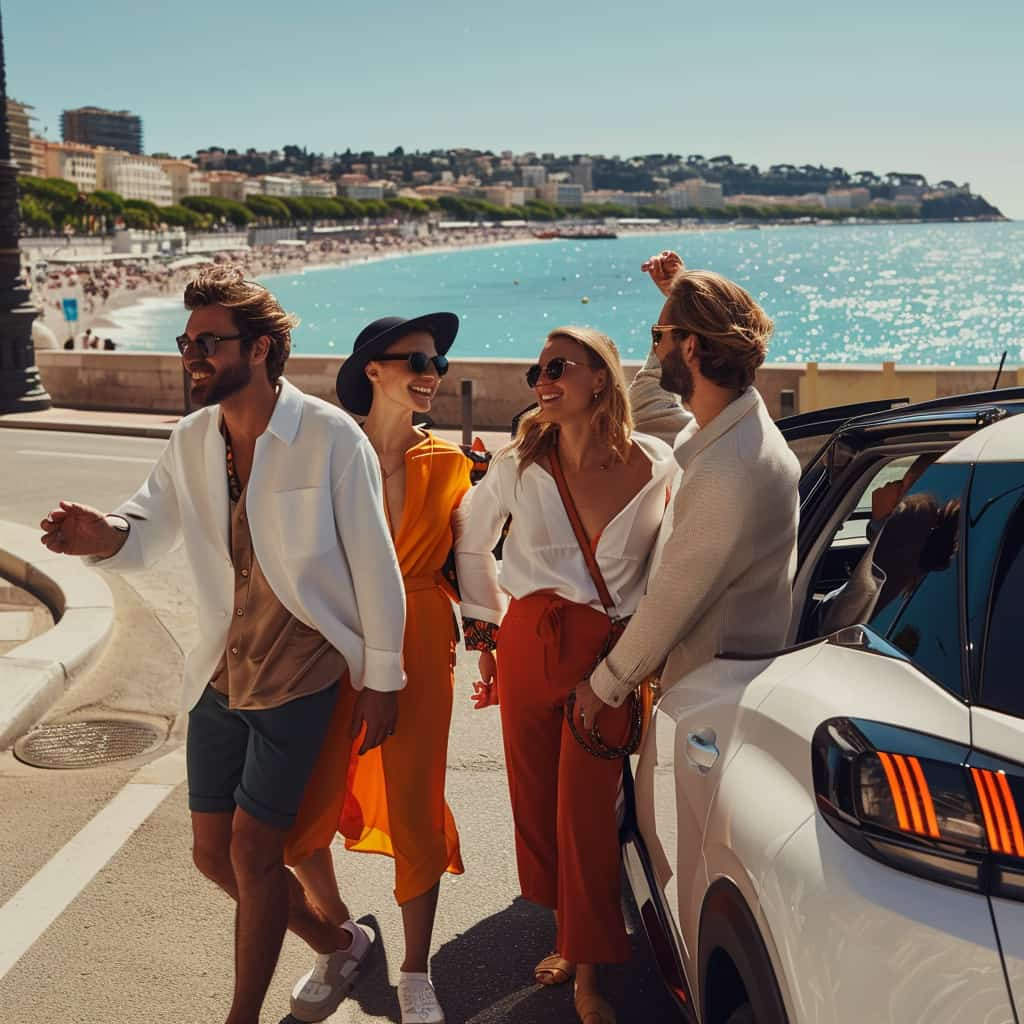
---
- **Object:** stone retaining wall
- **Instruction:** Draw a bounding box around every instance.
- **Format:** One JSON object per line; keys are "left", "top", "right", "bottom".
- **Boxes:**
{"left": 34, "top": 352, "right": 1024, "bottom": 429}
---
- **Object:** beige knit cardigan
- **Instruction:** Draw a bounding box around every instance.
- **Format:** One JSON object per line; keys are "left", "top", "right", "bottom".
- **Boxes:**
{"left": 590, "top": 354, "right": 802, "bottom": 707}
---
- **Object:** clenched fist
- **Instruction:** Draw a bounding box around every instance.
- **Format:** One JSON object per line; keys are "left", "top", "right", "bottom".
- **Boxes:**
{"left": 39, "top": 501, "right": 127, "bottom": 559}
{"left": 640, "top": 250, "right": 685, "bottom": 297}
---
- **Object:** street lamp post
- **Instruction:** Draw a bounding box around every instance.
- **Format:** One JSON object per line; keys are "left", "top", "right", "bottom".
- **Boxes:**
{"left": 0, "top": 3, "right": 51, "bottom": 413}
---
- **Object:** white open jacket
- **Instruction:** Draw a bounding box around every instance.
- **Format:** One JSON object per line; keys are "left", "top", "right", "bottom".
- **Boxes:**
{"left": 90, "top": 378, "right": 406, "bottom": 714}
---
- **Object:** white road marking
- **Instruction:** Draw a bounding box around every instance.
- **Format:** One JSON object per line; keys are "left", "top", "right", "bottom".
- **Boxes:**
{"left": 15, "top": 449, "right": 157, "bottom": 465}
{"left": 0, "top": 746, "right": 186, "bottom": 980}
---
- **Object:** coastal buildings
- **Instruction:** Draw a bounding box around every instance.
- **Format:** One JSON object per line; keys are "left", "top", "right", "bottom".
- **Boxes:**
{"left": 157, "top": 158, "right": 210, "bottom": 202}
{"left": 521, "top": 165, "right": 547, "bottom": 188}
{"left": 538, "top": 182, "right": 584, "bottom": 207}
{"left": 95, "top": 150, "right": 173, "bottom": 205}
{"left": 4, "top": 99, "right": 35, "bottom": 175}
{"left": 666, "top": 179, "right": 725, "bottom": 210}
{"left": 206, "top": 170, "right": 250, "bottom": 202}
{"left": 37, "top": 140, "right": 98, "bottom": 193}
{"left": 572, "top": 157, "right": 594, "bottom": 190}
{"left": 61, "top": 107, "right": 143, "bottom": 155}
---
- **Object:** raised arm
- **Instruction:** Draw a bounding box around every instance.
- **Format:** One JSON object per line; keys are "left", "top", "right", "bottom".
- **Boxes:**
{"left": 630, "top": 249, "right": 693, "bottom": 443}
{"left": 628, "top": 349, "right": 693, "bottom": 445}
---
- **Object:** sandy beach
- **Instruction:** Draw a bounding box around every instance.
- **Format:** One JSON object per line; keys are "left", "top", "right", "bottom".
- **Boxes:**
{"left": 27, "top": 221, "right": 699, "bottom": 347}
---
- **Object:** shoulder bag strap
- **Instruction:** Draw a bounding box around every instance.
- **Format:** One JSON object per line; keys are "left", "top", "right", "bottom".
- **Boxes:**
{"left": 548, "top": 446, "right": 616, "bottom": 616}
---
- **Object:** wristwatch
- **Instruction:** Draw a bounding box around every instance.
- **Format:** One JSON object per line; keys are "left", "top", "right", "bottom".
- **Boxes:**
{"left": 105, "top": 514, "right": 130, "bottom": 533}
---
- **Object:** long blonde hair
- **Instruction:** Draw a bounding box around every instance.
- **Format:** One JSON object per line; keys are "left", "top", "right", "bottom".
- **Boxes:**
{"left": 515, "top": 326, "right": 633, "bottom": 473}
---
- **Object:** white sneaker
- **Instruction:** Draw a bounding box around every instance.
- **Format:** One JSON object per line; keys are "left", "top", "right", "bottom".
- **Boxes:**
{"left": 290, "top": 921, "right": 376, "bottom": 1022}
{"left": 397, "top": 972, "right": 445, "bottom": 1023}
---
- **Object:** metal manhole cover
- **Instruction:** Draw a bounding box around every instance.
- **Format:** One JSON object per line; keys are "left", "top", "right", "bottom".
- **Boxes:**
{"left": 13, "top": 720, "right": 165, "bottom": 769}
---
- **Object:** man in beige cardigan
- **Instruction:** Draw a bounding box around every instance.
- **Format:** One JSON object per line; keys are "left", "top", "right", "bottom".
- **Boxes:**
{"left": 575, "top": 251, "right": 801, "bottom": 724}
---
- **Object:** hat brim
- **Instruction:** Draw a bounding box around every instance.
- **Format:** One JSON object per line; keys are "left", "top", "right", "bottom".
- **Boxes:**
{"left": 335, "top": 312, "right": 459, "bottom": 416}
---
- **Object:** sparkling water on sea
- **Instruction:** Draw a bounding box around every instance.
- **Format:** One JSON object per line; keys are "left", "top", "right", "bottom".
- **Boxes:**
{"left": 107, "top": 221, "right": 1024, "bottom": 366}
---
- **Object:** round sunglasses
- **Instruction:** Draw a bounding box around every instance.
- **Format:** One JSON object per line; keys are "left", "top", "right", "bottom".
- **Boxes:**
{"left": 525, "top": 357, "right": 583, "bottom": 388}
{"left": 373, "top": 352, "right": 450, "bottom": 376}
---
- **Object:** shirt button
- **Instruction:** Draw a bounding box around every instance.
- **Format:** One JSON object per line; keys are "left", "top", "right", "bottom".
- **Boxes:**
{"left": 241, "top": 569, "right": 249, "bottom": 578}
{"left": 231, "top": 646, "right": 239, "bottom": 655}
{"left": 236, "top": 608, "right": 244, "bottom": 616}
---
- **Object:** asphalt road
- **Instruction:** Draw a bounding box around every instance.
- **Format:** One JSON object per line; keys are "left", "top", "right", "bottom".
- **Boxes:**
{"left": 0, "top": 427, "right": 680, "bottom": 1024}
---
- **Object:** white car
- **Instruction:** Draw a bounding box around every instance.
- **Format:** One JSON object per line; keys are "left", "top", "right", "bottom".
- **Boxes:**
{"left": 624, "top": 389, "right": 1024, "bottom": 1024}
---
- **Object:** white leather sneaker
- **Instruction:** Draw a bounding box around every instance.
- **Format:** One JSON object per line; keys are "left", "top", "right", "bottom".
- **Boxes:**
{"left": 290, "top": 921, "right": 376, "bottom": 1022}
{"left": 397, "top": 972, "right": 445, "bottom": 1023}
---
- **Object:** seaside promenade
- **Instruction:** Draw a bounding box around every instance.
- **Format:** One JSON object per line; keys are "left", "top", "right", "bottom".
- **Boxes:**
{"left": 0, "top": 414, "right": 677, "bottom": 1024}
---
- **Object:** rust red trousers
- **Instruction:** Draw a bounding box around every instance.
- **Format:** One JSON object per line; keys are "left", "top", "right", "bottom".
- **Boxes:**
{"left": 497, "top": 593, "right": 633, "bottom": 964}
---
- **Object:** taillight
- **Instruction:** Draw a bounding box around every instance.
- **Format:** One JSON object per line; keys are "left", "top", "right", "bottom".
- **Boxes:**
{"left": 813, "top": 718, "right": 1024, "bottom": 896}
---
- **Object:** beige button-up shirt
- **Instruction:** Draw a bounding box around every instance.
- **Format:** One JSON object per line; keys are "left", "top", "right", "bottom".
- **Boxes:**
{"left": 210, "top": 481, "right": 347, "bottom": 711}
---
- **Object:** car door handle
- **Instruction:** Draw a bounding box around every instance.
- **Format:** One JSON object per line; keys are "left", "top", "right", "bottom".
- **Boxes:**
{"left": 686, "top": 729, "right": 719, "bottom": 773}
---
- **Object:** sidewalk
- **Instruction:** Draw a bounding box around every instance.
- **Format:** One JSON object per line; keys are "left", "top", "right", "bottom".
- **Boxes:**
{"left": 0, "top": 405, "right": 512, "bottom": 448}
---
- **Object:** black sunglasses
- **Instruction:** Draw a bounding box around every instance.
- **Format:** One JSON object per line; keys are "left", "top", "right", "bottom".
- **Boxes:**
{"left": 525, "top": 357, "right": 582, "bottom": 389}
{"left": 176, "top": 332, "right": 251, "bottom": 358}
{"left": 373, "top": 352, "right": 449, "bottom": 376}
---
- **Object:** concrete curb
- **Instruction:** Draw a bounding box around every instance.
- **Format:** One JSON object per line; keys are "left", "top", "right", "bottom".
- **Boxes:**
{"left": 0, "top": 521, "right": 115, "bottom": 749}
{"left": 0, "top": 417, "right": 173, "bottom": 440}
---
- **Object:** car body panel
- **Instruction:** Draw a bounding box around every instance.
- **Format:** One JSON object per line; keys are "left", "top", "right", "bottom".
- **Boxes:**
{"left": 761, "top": 815, "right": 1014, "bottom": 1024}
{"left": 970, "top": 705, "right": 1024, "bottom": 1018}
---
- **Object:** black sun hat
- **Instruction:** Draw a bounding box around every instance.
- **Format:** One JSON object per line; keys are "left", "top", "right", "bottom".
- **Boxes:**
{"left": 335, "top": 312, "right": 459, "bottom": 416}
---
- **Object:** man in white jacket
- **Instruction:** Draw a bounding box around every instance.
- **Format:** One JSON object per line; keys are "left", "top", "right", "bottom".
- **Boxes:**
{"left": 574, "top": 250, "right": 801, "bottom": 724}
{"left": 39, "top": 268, "right": 406, "bottom": 1024}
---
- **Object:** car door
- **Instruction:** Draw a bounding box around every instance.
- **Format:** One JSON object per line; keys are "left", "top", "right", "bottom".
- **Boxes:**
{"left": 961, "top": 460, "right": 1024, "bottom": 1018}
{"left": 639, "top": 647, "right": 824, "bottom": 997}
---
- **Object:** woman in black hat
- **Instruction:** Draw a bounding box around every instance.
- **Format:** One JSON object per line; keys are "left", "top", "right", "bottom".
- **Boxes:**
{"left": 284, "top": 313, "right": 470, "bottom": 1024}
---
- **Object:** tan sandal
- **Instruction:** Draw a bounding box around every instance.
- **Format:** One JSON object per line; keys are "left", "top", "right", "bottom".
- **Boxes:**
{"left": 574, "top": 989, "right": 617, "bottom": 1024}
{"left": 534, "top": 952, "right": 575, "bottom": 986}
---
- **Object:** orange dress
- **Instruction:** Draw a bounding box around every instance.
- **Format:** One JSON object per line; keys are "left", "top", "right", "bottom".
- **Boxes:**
{"left": 285, "top": 433, "right": 469, "bottom": 905}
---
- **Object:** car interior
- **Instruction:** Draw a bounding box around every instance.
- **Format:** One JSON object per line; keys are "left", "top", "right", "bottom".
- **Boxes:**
{"left": 789, "top": 445, "right": 950, "bottom": 645}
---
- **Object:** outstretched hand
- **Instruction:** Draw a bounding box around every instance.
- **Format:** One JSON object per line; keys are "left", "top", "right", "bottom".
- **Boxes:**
{"left": 640, "top": 250, "right": 685, "bottom": 297}
{"left": 39, "top": 501, "right": 126, "bottom": 558}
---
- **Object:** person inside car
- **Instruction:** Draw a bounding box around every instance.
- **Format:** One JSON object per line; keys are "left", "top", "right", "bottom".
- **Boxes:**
{"left": 816, "top": 453, "right": 939, "bottom": 636}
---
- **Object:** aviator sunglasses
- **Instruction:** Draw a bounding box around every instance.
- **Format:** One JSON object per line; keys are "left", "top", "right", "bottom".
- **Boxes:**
{"left": 650, "top": 324, "right": 691, "bottom": 349}
{"left": 525, "top": 357, "right": 583, "bottom": 388}
{"left": 373, "top": 352, "right": 450, "bottom": 376}
{"left": 176, "top": 331, "right": 253, "bottom": 358}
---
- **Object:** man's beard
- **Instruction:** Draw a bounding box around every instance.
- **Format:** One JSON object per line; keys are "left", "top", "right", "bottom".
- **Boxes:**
{"left": 661, "top": 347, "right": 695, "bottom": 403}
{"left": 195, "top": 361, "right": 253, "bottom": 407}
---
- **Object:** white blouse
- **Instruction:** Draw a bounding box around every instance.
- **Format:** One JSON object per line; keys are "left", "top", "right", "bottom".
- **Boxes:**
{"left": 453, "top": 433, "right": 676, "bottom": 625}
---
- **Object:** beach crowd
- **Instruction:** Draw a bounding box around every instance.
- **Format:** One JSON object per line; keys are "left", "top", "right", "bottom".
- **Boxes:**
{"left": 25, "top": 224, "right": 548, "bottom": 344}
{"left": 37, "top": 247, "right": 801, "bottom": 1024}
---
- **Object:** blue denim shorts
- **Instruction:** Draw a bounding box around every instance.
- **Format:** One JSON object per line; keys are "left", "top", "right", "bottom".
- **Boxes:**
{"left": 186, "top": 682, "right": 339, "bottom": 830}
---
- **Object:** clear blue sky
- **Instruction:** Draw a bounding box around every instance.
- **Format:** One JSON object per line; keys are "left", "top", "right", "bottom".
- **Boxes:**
{"left": 6, "top": 0, "right": 1023, "bottom": 216}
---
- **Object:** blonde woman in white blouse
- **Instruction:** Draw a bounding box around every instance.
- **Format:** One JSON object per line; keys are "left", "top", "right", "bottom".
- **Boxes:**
{"left": 454, "top": 326, "right": 675, "bottom": 1024}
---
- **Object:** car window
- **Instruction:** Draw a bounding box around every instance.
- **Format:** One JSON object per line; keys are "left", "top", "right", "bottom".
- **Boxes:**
{"left": 865, "top": 463, "right": 969, "bottom": 697}
{"left": 969, "top": 465, "right": 1024, "bottom": 716}
{"left": 833, "top": 456, "right": 917, "bottom": 543}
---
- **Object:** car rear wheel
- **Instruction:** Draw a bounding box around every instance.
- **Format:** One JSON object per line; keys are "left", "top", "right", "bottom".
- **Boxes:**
{"left": 725, "top": 1006, "right": 754, "bottom": 1024}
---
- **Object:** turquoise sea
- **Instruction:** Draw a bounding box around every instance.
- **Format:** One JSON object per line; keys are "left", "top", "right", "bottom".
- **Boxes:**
{"left": 107, "top": 221, "right": 1024, "bottom": 366}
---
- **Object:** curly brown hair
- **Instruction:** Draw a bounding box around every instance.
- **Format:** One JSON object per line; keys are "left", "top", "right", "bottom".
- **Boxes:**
{"left": 183, "top": 266, "right": 298, "bottom": 384}
{"left": 664, "top": 266, "right": 773, "bottom": 390}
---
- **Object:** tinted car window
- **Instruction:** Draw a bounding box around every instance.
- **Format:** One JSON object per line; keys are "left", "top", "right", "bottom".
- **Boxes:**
{"left": 866, "top": 463, "right": 969, "bottom": 697}
{"left": 974, "top": 466, "right": 1024, "bottom": 716}
{"left": 965, "top": 464, "right": 1024, "bottom": 692}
